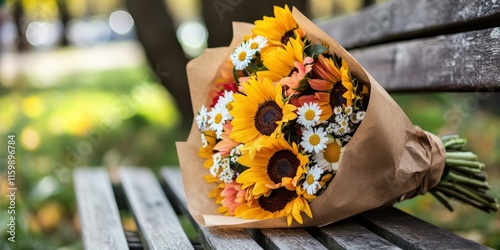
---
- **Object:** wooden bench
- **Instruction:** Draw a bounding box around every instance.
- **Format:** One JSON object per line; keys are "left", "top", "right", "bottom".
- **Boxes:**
{"left": 74, "top": 0, "right": 500, "bottom": 248}
{"left": 74, "top": 167, "right": 489, "bottom": 249}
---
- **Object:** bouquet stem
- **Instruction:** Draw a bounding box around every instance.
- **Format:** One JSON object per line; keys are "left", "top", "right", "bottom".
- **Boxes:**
{"left": 430, "top": 134, "right": 499, "bottom": 213}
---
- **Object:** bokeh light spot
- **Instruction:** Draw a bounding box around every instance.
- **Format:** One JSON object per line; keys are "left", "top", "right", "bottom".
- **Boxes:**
{"left": 21, "top": 127, "right": 41, "bottom": 150}
{"left": 109, "top": 10, "right": 134, "bottom": 35}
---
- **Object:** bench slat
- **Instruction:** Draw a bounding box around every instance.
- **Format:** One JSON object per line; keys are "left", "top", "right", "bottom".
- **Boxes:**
{"left": 359, "top": 207, "right": 489, "bottom": 250}
{"left": 318, "top": 0, "right": 500, "bottom": 49}
{"left": 161, "top": 168, "right": 263, "bottom": 250}
{"left": 119, "top": 167, "right": 194, "bottom": 250}
{"left": 74, "top": 168, "right": 129, "bottom": 250}
{"left": 250, "top": 228, "right": 328, "bottom": 250}
{"left": 350, "top": 27, "right": 500, "bottom": 91}
{"left": 315, "top": 219, "right": 401, "bottom": 250}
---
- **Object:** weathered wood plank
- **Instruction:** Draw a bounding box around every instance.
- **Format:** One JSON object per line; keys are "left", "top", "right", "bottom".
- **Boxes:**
{"left": 119, "top": 167, "right": 194, "bottom": 250}
{"left": 317, "top": 0, "right": 500, "bottom": 49}
{"left": 73, "top": 168, "right": 129, "bottom": 250}
{"left": 160, "top": 167, "right": 263, "bottom": 250}
{"left": 350, "top": 27, "right": 500, "bottom": 91}
{"left": 249, "top": 228, "right": 328, "bottom": 250}
{"left": 314, "top": 219, "right": 400, "bottom": 250}
{"left": 358, "top": 207, "right": 489, "bottom": 250}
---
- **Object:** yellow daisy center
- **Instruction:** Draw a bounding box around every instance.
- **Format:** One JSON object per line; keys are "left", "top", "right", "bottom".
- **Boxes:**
{"left": 304, "top": 110, "right": 316, "bottom": 121}
{"left": 250, "top": 42, "right": 259, "bottom": 50}
{"left": 226, "top": 102, "right": 233, "bottom": 111}
{"left": 309, "top": 134, "right": 320, "bottom": 146}
{"left": 214, "top": 113, "right": 222, "bottom": 124}
{"left": 324, "top": 143, "right": 341, "bottom": 163}
{"left": 238, "top": 51, "right": 247, "bottom": 61}
{"left": 306, "top": 174, "right": 315, "bottom": 185}
{"left": 258, "top": 188, "right": 297, "bottom": 212}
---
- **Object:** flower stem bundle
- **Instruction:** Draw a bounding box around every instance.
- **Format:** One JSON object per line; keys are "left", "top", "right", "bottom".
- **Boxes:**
{"left": 431, "top": 134, "right": 499, "bottom": 213}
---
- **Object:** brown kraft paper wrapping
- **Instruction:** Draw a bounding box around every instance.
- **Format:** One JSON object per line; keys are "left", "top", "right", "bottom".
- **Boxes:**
{"left": 176, "top": 7, "right": 446, "bottom": 228}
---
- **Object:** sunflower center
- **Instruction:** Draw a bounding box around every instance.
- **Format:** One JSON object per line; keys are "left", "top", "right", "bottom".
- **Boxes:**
{"left": 250, "top": 42, "right": 259, "bottom": 50}
{"left": 268, "top": 150, "right": 299, "bottom": 184}
{"left": 304, "top": 110, "right": 316, "bottom": 121}
{"left": 309, "top": 134, "right": 320, "bottom": 146}
{"left": 254, "top": 100, "right": 282, "bottom": 136}
{"left": 238, "top": 51, "right": 247, "bottom": 61}
{"left": 281, "top": 29, "right": 295, "bottom": 45}
{"left": 324, "top": 143, "right": 341, "bottom": 163}
{"left": 330, "top": 81, "right": 348, "bottom": 108}
{"left": 214, "top": 113, "right": 223, "bottom": 124}
{"left": 258, "top": 187, "right": 297, "bottom": 212}
{"left": 306, "top": 174, "right": 315, "bottom": 185}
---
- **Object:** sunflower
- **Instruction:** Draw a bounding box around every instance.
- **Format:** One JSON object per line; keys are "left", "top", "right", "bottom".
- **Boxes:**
{"left": 252, "top": 5, "right": 303, "bottom": 47}
{"left": 309, "top": 56, "right": 356, "bottom": 120}
{"left": 234, "top": 187, "right": 312, "bottom": 226}
{"left": 261, "top": 37, "right": 305, "bottom": 80}
{"left": 236, "top": 136, "right": 308, "bottom": 197}
{"left": 230, "top": 77, "right": 297, "bottom": 158}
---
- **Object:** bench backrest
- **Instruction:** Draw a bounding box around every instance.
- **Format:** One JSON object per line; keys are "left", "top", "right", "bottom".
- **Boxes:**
{"left": 318, "top": 0, "right": 500, "bottom": 92}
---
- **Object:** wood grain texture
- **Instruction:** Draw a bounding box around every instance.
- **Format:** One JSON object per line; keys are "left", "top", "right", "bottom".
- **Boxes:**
{"left": 250, "top": 228, "right": 328, "bottom": 250}
{"left": 314, "top": 219, "right": 400, "bottom": 250}
{"left": 74, "top": 168, "right": 129, "bottom": 250}
{"left": 350, "top": 27, "right": 500, "bottom": 91}
{"left": 160, "top": 167, "right": 263, "bottom": 250}
{"left": 359, "top": 207, "right": 489, "bottom": 250}
{"left": 317, "top": 0, "right": 500, "bottom": 49}
{"left": 119, "top": 167, "right": 194, "bottom": 250}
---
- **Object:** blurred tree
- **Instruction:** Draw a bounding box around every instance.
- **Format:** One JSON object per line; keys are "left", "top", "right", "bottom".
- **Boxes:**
{"left": 125, "top": 0, "right": 310, "bottom": 137}
{"left": 125, "top": 0, "right": 192, "bottom": 135}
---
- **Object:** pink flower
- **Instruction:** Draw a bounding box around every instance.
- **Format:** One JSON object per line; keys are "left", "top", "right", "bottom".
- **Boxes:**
{"left": 220, "top": 182, "right": 246, "bottom": 215}
{"left": 214, "top": 122, "right": 239, "bottom": 157}
{"left": 281, "top": 57, "right": 314, "bottom": 96}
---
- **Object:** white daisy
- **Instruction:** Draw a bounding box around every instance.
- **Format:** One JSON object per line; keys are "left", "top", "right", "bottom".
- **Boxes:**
{"left": 210, "top": 153, "right": 223, "bottom": 177}
{"left": 297, "top": 102, "right": 322, "bottom": 128}
{"left": 343, "top": 106, "right": 353, "bottom": 115}
{"left": 313, "top": 137, "right": 344, "bottom": 172}
{"left": 195, "top": 105, "right": 208, "bottom": 131}
{"left": 207, "top": 104, "right": 230, "bottom": 139}
{"left": 248, "top": 35, "right": 268, "bottom": 52}
{"left": 302, "top": 164, "right": 324, "bottom": 195}
{"left": 216, "top": 90, "right": 235, "bottom": 118}
{"left": 333, "top": 106, "right": 343, "bottom": 115}
{"left": 356, "top": 111, "right": 366, "bottom": 122}
{"left": 230, "top": 42, "right": 253, "bottom": 70}
{"left": 201, "top": 133, "right": 208, "bottom": 148}
{"left": 300, "top": 127, "right": 328, "bottom": 153}
{"left": 349, "top": 112, "right": 358, "bottom": 123}
{"left": 339, "top": 117, "right": 349, "bottom": 128}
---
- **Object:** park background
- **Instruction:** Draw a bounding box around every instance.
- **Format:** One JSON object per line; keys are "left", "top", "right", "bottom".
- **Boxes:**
{"left": 0, "top": 0, "right": 499, "bottom": 248}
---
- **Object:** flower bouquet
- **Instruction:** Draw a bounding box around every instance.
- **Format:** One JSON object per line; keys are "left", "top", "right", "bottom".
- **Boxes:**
{"left": 176, "top": 5, "right": 498, "bottom": 228}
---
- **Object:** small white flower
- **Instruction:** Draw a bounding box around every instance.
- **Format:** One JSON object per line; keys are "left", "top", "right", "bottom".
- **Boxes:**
{"left": 195, "top": 105, "right": 208, "bottom": 131}
{"left": 230, "top": 155, "right": 239, "bottom": 163}
{"left": 201, "top": 133, "right": 208, "bottom": 148}
{"left": 210, "top": 153, "right": 222, "bottom": 177}
{"left": 335, "top": 114, "right": 343, "bottom": 123}
{"left": 248, "top": 35, "right": 268, "bottom": 52}
{"left": 216, "top": 90, "right": 235, "bottom": 119}
{"left": 219, "top": 159, "right": 235, "bottom": 183}
{"left": 207, "top": 104, "right": 230, "bottom": 139}
{"left": 231, "top": 42, "right": 253, "bottom": 70}
{"left": 339, "top": 117, "right": 349, "bottom": 128}
{"left": 300, "top": 127, "right": 328, "bottom": 153}
{"left": 356, "top": 111, "right": 366, "bottom": 122}
{"left": 343, "top": 106, "right": 353, "bottom": 115}
{"left": 297, "top": 102, "right": 322, "bottom": 128}
{"left": 349, "top": 112, "right": 358, "bottom": 123}
{"left": 333, "top": 106, "right": 343, "bottom": 115}
{"left": 342, "top": 135, "right": 352, "bottom": 143}
{"left": 313, "top": 137, "right": 344, "bottom": 172}
{"left": 302, "top": 164, "right": 324, "bottom": 195}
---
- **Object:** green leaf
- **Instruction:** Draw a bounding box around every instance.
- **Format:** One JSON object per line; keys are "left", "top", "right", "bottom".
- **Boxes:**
{"left": 304, "top": 44, "right": 327, "bottom": 59}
